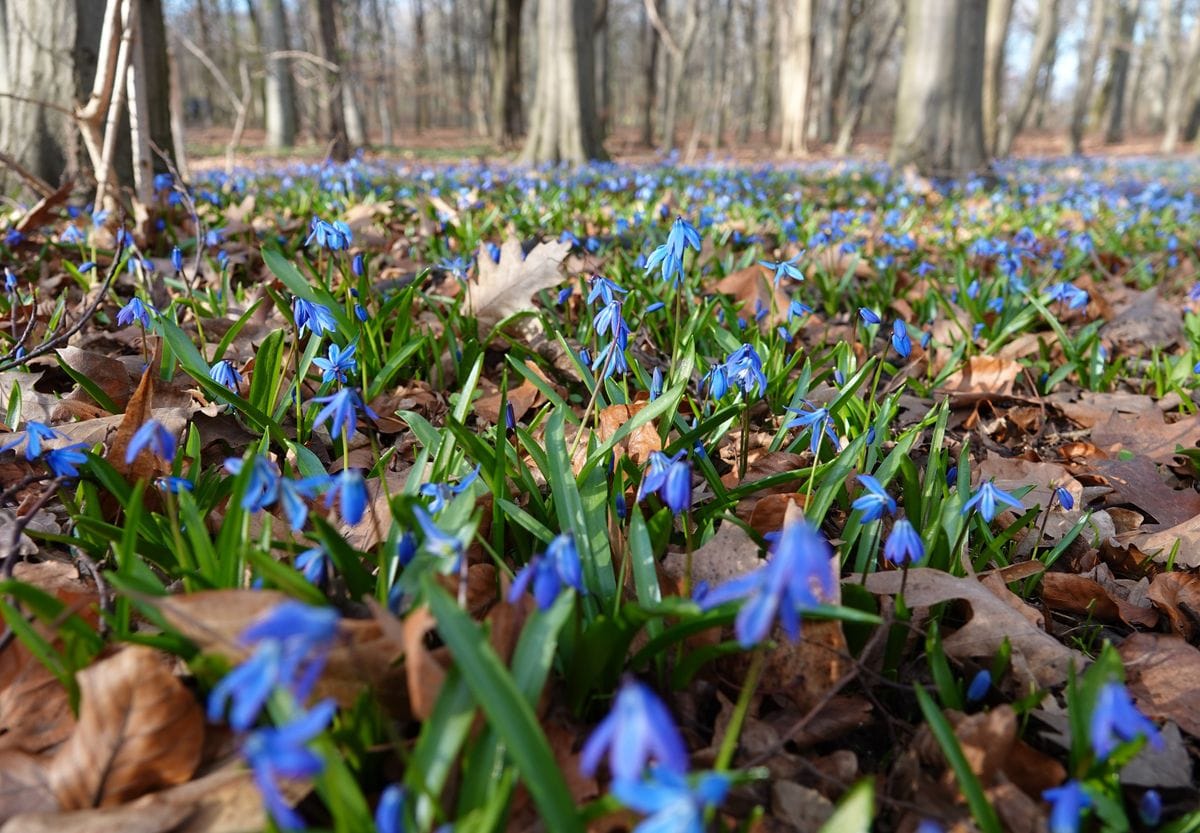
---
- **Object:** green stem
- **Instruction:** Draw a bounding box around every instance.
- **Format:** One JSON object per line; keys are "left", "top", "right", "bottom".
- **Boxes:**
{"left": 715, "top": 647, "right": 766, "bottom": 772}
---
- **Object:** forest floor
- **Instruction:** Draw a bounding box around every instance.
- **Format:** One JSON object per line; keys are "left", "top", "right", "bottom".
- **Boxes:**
{"left": 0, "top": 150, "right": 1197, "bottom": 833}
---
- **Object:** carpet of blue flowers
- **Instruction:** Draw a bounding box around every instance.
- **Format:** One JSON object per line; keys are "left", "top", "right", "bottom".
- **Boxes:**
{"left": 0, "top": 156, "right": 1199, "bottom": 833}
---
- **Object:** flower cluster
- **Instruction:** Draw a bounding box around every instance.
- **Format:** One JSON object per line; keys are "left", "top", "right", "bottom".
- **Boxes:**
{"left": 0, "top": 421, "right": 89, "bottom": 479}
{"left": 706, "top": 343, "right": 767, "bottom": 400}
{"left": 645, "top": 216, "right": 701, "bottom": 286}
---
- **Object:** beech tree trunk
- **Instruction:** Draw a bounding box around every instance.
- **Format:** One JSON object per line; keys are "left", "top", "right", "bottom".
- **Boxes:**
{"left": 1162, "top": 10, "right": 1200, "bottom": 152}
{"left": 639, "top": 0, "right": 658, "bottom": 146}
{"left": 520, "top": 0, "right": 606, "bottom": 163}
{"left": 313, "top": 0, "right": 348, "bottom": 160}
{"left": 413, "top": 0, "right": 431, "bottom": 132}
{"left": 996, "top": 0, "right": 1059, "bottom": 157}
{"left": 645, "top": 0, "right": 699, "bottom": 152}
{"left": 778, "top": 0, "right": 813, "bottom": 155}
{"left": 982, "top": 0, "right": 1013, "bottom": 154}
{"left": 489, "top": 0, "right": 524, "bottom": 144}
{"left": 1069, "top": 0, "right": 1107, "bottom": 155}
{"left": 890, "top": 0, "right": 988, "bottom": 177}
{"left": 262, "top": 0, "right": 297, "bottom": 148}
{"left": 1104, "top": 0, "right": 1140, "bottom": 143}
{"left": 834, "top": 0, "right": 901, "bottom": 156}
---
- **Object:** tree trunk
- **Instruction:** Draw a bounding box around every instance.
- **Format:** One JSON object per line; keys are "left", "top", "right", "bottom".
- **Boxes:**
{"left": 763, "top": 0, "right": 780, "bottom": 140}
{"left": 340, "top": 0, "right": 366, "bottom": 147}
{"left": 645, "top": 0, "right": 699, "bottom": 152}
{"left": 890, "top": 0, "right": 988, "bottom": 177}
{"left": 833, "top": 0, "right": 900, "bottom": 155}
{"left": 262, "top": 0, "right": 297, "bottom": 148}
{"left": 1104, "top": 0, "right": 1140, "bottom": 142}
{"left": 520, "top": 0, "right": 606, "bottom": 163}
{"left": 982, "top": 0, "right": 1013, "bottom": 154}
{"left": 778, "top": 0, "right": 813, "bottom": 155}
{"left": 737, "top": 0, "right": 758, "bottom": 144}
{"left": 313, "top": 0, "right": 348, "bottom": 160}
{"left": 1068, "top": 0, "right": 1107, "bottom": 155}
{"left": 1032, "top": 33, "right": 1057, "bottom": 129}
{"left": 369, "top": 0, "right": 396, "bottom": 146}
{"left": 595, "top": 0, "right": 610, "bottom": 137}
{"left": 1162, "top": 10, "right": 1200, "bottom": 151}
{"left": 996, "top": 0, "right": 1058, "bottom": 157}
{"left": 639, "top": 0, "right": 658, "bottom": 146}
{"left": 489, "top": 0, "right": 525, "bottom": 145}
{"left": 413, "top": 0, "right": 430, "bottom": 133}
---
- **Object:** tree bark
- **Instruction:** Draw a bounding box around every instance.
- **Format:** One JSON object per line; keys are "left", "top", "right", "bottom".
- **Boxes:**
{"left": 996, "top": 0, "right": 1059, "bottom": 157}
{"left": 489, "top": 0, "right": 525, "bottom": 145}
{"left": 520, "top": 0, "right": 606, "bottom": 163}
{"left": 262, "top": 0, "right": 297, "bottom": 148}
{"left": 982, "top": 0, "right": 1013, "bottom": 154}
{"left": 833, "top": 0, "right": 900, "bottom": 156}
{"left": 639, "top": 0, "right": 658, "bottom": 146}
{"left": 778, "top": 0, "right": 813, "bottom": 155}
{"left": 313, "top": 0, "right": 348, "bottom": 160}
{"left": 890, "top": 0, "right": 988, "bottom": 177}
{"left": 413, "top": 0, "right": 431, "bottom": 133}
{"left": 644, "top": 0, "right": 699, "bottom": 152}
{"left": 1069, "top": 0, "right": 1108, "bottom": 155}
{"left": 1104, "top": 0, "right": 1140, "bottom": 143}
{"left": 1162, "top": 8, "right": 1200, "bottom": 151}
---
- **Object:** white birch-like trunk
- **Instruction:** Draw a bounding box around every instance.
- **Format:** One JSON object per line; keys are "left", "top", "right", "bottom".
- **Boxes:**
{"left": 982, "top": 0, "right": 1013, "bottom": 154}
{"left": 777, "top": 0, "right": 813, "bottom": 156}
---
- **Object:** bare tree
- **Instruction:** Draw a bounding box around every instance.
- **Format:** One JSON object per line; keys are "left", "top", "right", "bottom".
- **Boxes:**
{"left": 312, "top": 0, "right": 349, "bottom": 160}
{"left": 890, "top": 0, "right": 988, "bottom": 176}
{"left": 1068, "top": 0, "right": 1108, "bottom": 155}
{"left": 982, "top": 0, "right": 1013, "bottom": 153}
{"left": 644, "top": 0, "right": 699, "bottom": 151}
{"left": 639, "top": 0, "right": 658, "bottom": 146}
{"left": 521, "top": 0, "right": 606, "bottom": 163}
{"left": 413, "top": 0, "right": 431, "bottom": 133}
{"left": 1103, "top": 0, "right": 1141, "bottom": 143}
{"left": 996, "top": 0, "right": 1059, "bottom": 157}
{"left": 834, "top": 0, "right": 902, "bottom": 156}
{"left": 1162, "top": 8, "right": 1200, "bottom": 151}
{"left": 490, "top": 0, "right": 525, "bottom": 145}
{"left": 262, "top": 0, "right": 297, "bottom": 148}
{"left": 778, "top": 0, "right": 813, "bottom": 155}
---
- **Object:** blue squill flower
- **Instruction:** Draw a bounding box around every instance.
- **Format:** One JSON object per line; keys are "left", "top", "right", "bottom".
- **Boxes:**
{"left": 758, "top": 255, "right": 803, "bottom": 285}
{"left": 593, "top": 299, "right": 629, "bottom": 341}
{"left": 313, "top": 341, "right": 358, "bottom": 384}
{"left": 788, "top": 299, "right": 812, "bottom": 323}
{"left": 325, "top": 469, "right": 367, "bottom": 525}
{"left": 961, "top": 480, "right": 1023, "bottom": 523}
{"left": 243, "top": 699, "right": 336, "bottom": 830}
{"left": 858, "top": 307, "right": 881, "bottom": 325}
{"left": 375, "top": 784, "right": 406, "bottom": 833}
{"left": 785, "top": 404, "right": 838, "bottom": 455}
{"left": 1054, "top": 486, "right": 1074, "bottom": 510}
{"left": 279, "top": 475, "right": 328, "bottom": 531}
{"left": 666, "top": 216, "right": 701, "bottom": 256}
{"left": 612, "top": 767, "right": 730, "bottom": 833}
{"left": 587, "top": 275, "right": 627, "bottom": 306}
{"left": 413, "top": 506, "right": 465, "bottom": 571}
{"left": 579, "top": 678, "right": 689, "bottom": 782}
{"left": 171, "top": 246, "right": 184, "bottom": 271}
{"left": 1139, "top": 790, "right": 1162, "bottom": 826}
{"left": 46, "top": 444, "right": 89, "bottom": 479}
{"left": 700, "top": 515, "right": 834, "bottom": 648}
{"left": 117, "top": 297, "right": 154, "bottom": 328}
{"left": 209, "top": 359, "right": 243, "bottom": 391}
{"left": 851, "top": 474, "right": 896, "bottom": 521}
{"left": 125, "top": 419, "right": 176, "bottom": 464}
{"left": 1047, "top": 282, "right": 1089, "bottom": 310}
{"left": 226, "top": 455, "right": 281, "bottom": 513}
{"left": 508, "top": 533, "right": 584, "bottom": 610}
{"left": 636, "top": 451, "right": 691, "bottom": 515}
{"left": 966, "top": 670, "right": 991, "bottom": 703}
{"left": 704, "top": 363, "right": 729, "bottom": 399}
{"left": 1043, "top": 780, "right": 1091, "bottom": 833}
{"left": 419, "top": 466, "right": 480, "bottom": 514}
{"left": 312, "top": 388, "right": 376, "bottom": 441}
{"left": 649, "top": 367, "right": 664, "bottom": 401}
{"left": 1089, "top": 681, "right": 1162, "bottom": 761}
{"left": 296, "top": 547, "right": 331, "bottom": 586}
{"left": 1, "top": 421, "right": 60, "bottom": 460}
{"left": 883, "top": 519, "right": 924, "bottom": 565}
{"left": 723, "top": 344, "right": 767, "bottom": 398}
{"left": 891, "top": 320, "right": 912, "bottom": 359}
{"left": 304, "top": 217, "right": 352, "bottom": 251}
{"left": 591, "top": 334, "right": 630, "bottom": 379}
{"left": 293, "top": 298, "right": 338, "bottom": 337}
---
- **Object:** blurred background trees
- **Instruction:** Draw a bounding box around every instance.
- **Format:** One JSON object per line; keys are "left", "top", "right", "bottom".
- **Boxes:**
{"left": 3, "top": 0, "right": 1200, "bottom": 192}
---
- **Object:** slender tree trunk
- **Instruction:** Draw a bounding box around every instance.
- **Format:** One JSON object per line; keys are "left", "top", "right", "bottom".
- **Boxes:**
{"left": 639, "top": 0, "right": 658, "bottom": 146}
{"left": 1149, "top": 0, "right": 1176, "bottom": 131}
{"left": 192, "top": 0, "right": 215, "bottom": 124}
{"left": 737, "top": 0, "right": 758, "bottom": 144}
{"left": 763, "top": 0, "right": 780, "bottom": 140}
{"left": 520, "top": 0, "right": 606, "bottom": 163}
{"left": 1104, "top": 0, "right": 1140, "bottom": 142}
{"left": 1069, "top": 0, "right": 1107, "bottom": 155}
{"left": 413, "top": 0, "right": 430, "bottom": 133}
{"left": 341, "top": 0, "right": 366, "bottom": 147}
{"left": 1032, "top": 34, "right": 1057, "bottom": 129}
{"left": 890, "top": 0, "right": 988, "bottom": 177}
{"left": 982, "top": 0, "right": 1013, "bottom": 154}
{"left": 1162, "top": 10, "right": 1200, "bottom": 151}
{"left": 313, "top": 0, "right": 348, "bottom": 160}
{"left": 369, "top": 0, "right": 395, "bottom": 146}
{"left": 645, "top": 0, "right": 699, "bottom": 152}
{"left": 996, "top": 0, "right": 1059, "bottom": 157}
{"left": 489, "top": 0, "right": 525, "bottom": 145}
{"left": 778, "top": 0, "right": 813, "bottom": 155}
{"left": 595, "top": 0, "right": 610, "bottom": 137}
{"left": 833, "top": 0, "right": 900, "bottom": 155}
{"left": 262, "top": 0, "right": 297, "bottom": 148}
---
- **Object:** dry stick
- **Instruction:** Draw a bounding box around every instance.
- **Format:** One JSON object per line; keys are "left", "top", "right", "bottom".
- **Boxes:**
{"left": 124, "top": 5, "right": 154, "bottom": 240}
{"left": 174, "top": 33, "right": 253, "bottom": 175}
{"left": 0, "top": 151, "right": 55, "bottom": 199}
{"left": 94, "top": 0, "right": 138, "bottom": 212}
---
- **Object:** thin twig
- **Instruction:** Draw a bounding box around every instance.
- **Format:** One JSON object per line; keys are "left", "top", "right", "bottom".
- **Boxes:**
{"left": 0, "top": 477, "right": 66, "bottom": 579}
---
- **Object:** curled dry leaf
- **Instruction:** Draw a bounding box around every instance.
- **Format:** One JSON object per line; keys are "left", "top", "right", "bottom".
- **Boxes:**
{"left": 937, "top": 355, "right": 1022, "bottom": 404}
{"left": 1146, "top": 572, "right": 1200, "bottom": 641}
{"left": 0, "top": 750, "right": 57, "bottom": 824}
{"left": 107, "top": 366, "right": 165, "bottom": 484}
{"left": 1040, "top": 571, "right": 1159, "bottom": 629}
{"left": 865, "top": 568, "right": 1085, "bottom": 687}
{"left": 573, "top": 402, "right": 661, "bottom": 475}
{"left": 48, "top": 646, "right": 204, "bottom": 809}
{"left": 397, "top": 605, "right": 447, "bottom": 722}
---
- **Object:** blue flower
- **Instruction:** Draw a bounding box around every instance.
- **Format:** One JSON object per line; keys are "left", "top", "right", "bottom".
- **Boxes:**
{"left": 508, "top": 533, "right": 584, "bottom": 610}
{"left": 723, "top": 344, "right": 767, "bottom": 398}
{"left": 591, "top": 333, "right": 630, "bottom": 379}
{"left": 156, "top": 475, "right": 194, "bottom": 493}
{"left": 243, "top": 699, "right": 336, "bottom": 831}
{"left": 891, "top": 320, "right": 912, "bottom": 359}
{"left": 45, "top": 443, "right": 89, "bottom": 478}
{"left": 579, "top": 678, "right": 689, "bottom": 782}
{"left": 413, "top": 506, "right": 465, "bottom": 571}
{"left": 587, "top": 275, "right": 627, "bottom": 306}
{"left": 649, "top": 367, "right": 664, "bottom": 401}
{"left": 304, "top": 217, "right": 352, "bottom": 251}
{"left": 666, "top": 216, "right": 701, "bottom": 256}
{"left": 296, "top": 547, "right": 331, "bottom": 586}
{"left": 1, "top": 421, "right": 60, "bottom": 460}
{"left": 966, "top": 669, "right": 991, "bottom": 703}
{"left": 1089, "top": 681, "right": 1162, "bottom": 761}
{"left": 352, "top": 253, "right": 365, "bottom": 277}
{"left": 1047, "top": 282, "right": 1089, "bottom": 310}
{"left": 117, "top": 297, "right": 154, "bottom": 328}
{"left": 171, "top": 246, "right": 184, "bottom": 271}
{"left": 125, "top": 419, "right": 176, "bottom": 464}
{"left": 226, "top": 455, "right": 282, "bottom": 513}
{"left": 859, "top": 307, "right": 881, "bottom": 325}
{"left": 961, "top": 480, "right": 1024, "bottom": 523}
{"left": 375, "top": 784, "right": 406, "bottom": 833}
{"left": 312, "top": 388, "right": 376, "bottom": 441}
{"left": 851, "top": 474, "right": 896, "bottom": 521}
{"left": 636, "top": 451, "right": 691, "bottom": 515}
{"left": 700, "top": 515, "right": 835, "bottom": 648}
{"left": 1054, "top": 486, "right": 1074, "bottom": 511}
{"left": 279, "top": 475, "right": 329, "bottom": 531}
{"left": 593, "top": 299, "right": 629, "bottom": 341}
{"left": 788, "top": 298, "right": 812, "bottom": 323}
{"left": 704, "top": 363, "right": 729, "bottom": 399}
{"left": 293, "top": 298, "right": 338, "bottom": 337}
{"left": 1139, "top": 790, "right": 1162, "bottom": 826}
{"left": 418, "top": 466, "right": 480, "bottom": 514}
{"left": 758, "top": 255, "right": 804, "bottom": 285}
{"left": 612, "top": 768, "right": 730, "bottom": 833}
{"left": 326, "top": 469, "right": 367, "bottom": 525}
{"left": 313, "top": 341, "right": 358, "bottom": 384}
{"left": 883, "top": 519, "right": 924, "bottom": 565}
{"left": 785, "top": 404, "right": 838, "bottom": 455}
{"left": 1043, "top": 780, "right": 1091, "bottom": 833}
{"left": 209, "top": 359, "right": 243, "bottom": 391}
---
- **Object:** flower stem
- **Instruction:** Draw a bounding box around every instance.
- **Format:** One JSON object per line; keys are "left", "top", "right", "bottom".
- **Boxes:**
{"left": 715, "top": 647, "right": 766, "bottom": 772}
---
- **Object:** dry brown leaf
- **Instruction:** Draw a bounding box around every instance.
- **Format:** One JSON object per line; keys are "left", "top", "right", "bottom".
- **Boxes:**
{"left": 106, "top": 366, "right": 166, "bottom": 484}
{"left": 1146, "top": 572, "right": 1200, "bottom": 641}
{"left": 1090, "top": 456, "right": 1200, "bottom": 527}
{"left": 937, "top": 355, "right": 1022, "bottom": 403}
{"left": 48, "top": 647, "right": 204, "bottom": 809}
{"left": 661, "top": 520, "right": 762, "bottom": 598}
{"left": 976, "top": 456, "right": 1081, "bottom": 516}
{"left": 397, "top": 605, "right": 447, "bottom": 721}
{"left": 743, "top": 493, "right": 807, "bottom": 537}
{"left": 1047, "top": 390, "right": 1157, "bottom": 429}
{"left": 865, "top": 568, "right": 1085, "bottom": 687}
{"left": 1041, "top": 572, "right": 1159, "bottom": 629}
{"left": 1091, "top": 410, "right": 1200, "bottom": 466}
{"left": 0, "top": 750, "right": 57, "bottom": 824}
{"left": 474, "top": 371, "right": 543, "bottom": 425}
{"left": 598, "top": 403, "right": 661, "bottom": 464}
{"left": 1100, "top": 289, "right": 1182, "bottom": 352}
{"left": 1, "top": 797, "right": 194, "bottom": 833}
{"left": 1118, "top": 633, "right": 1200, "bottom": 738}
{"left": 467, "top": 235, "right": 570, "bottom": 333}
{"left": 1130, "top": 514, "right": 1200, "bottom": 568}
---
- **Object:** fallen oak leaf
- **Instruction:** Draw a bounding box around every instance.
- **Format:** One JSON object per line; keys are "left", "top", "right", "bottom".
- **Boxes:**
{"left": 467, "top": 235, "right": 570, "bottom": 335}
{"left": 1118, "top": 633, "right": 1200, "bottom": 739}
{"left": 47, "top": 646, "right": 204, "bottom": 809}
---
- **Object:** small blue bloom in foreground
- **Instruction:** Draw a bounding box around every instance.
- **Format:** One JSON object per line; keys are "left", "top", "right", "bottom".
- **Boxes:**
{"left": 961, "top": 480, "right": 1023, "bottom": 523}
{"left": 312, "top": 388, "right": 376, "bottom": 440}
{"left": 209, "top": 359, "right": 243, "bottom": 391}
{"left": 171, "top": 246, "right": 183, "bottom": 271}
{"left": 966, "top": 669, "right": 991, "bottom": 703}
{"left": 1053, "top": 486, "right": 1074, "bottom": 511}
{"left": 892, "top": 320, "right": 912, "bottom": 359}
{"left": 352, "top": 252, "right": 365, "bottom": 277}
{"left": 313, "top": 341, "right": 358, "bottom": 384}
{"left": 667, "top": 216, "right": 702, "bottom": 256}
{"left": 700, "top": 515, "right": 835, "bottom": 648}
{"left": 1043, "top": 780, "right": 1091, "bottom": 833}
{"left": 418, "top": 466, "right": 480, "bottom": 514}
{"left": 723, "top": 343, "right": 768, "bottom": 398}
{"left": 759, "top": 255, "right": 804, "bottom": 285}
{"left": 156, "top": 475, "right": 194, "bottom": 493}
{"left": 858, "top": 307, "right": 881, "bottom": 325}
{"left": 1139, "top": 789, "right": 1162, "bottom": 826}
{"left": 296, "top": 547, "right": 331, "bottom": 586}
{"left": 117, "top": 297, "right": 153, "bottom": 328}
{"left": 788, "top": 298, "right": 812, "bottom": 323}
{"left": 125, "top": 419, "right": 176, "bottom": 464}
{"left": 46, "top": 444, "right": 89, "bottom": 479}
{"left": 243, "top": 699, "right": 336, "bottom": 831}
{"left": 326, "top": 469, "right": 367, "bottom": 525}
{"left": 579, "top": 678, "right": 689, "bottom": 783}
{"left": 636, "top": 451, "right": 691, "bottom": 515}
{"left": 851, "top": 474, "right": 896, "bottom": 521}
{"left": 413, "top": 506, "right": 465, "bottom": 570}
{"left": 649, "top": 367, "right": 664, "bottom": 401}
{"left": 508, "top": 533, "right": 584, "bottom": 610}
{"left": 611, "top": 767, "right": 730, "bottom": 833}
{"left": 1, "top": 421, "right": 60, "bottom": 460}
{"left": 883, "top": 519, "right": 924, "bottom": 565}
{"left": 915, "top": 821, "right": 944, "bottom": 833}
{"left": 1089, "top": 681, "right": 1162, "bottom": 761}
{"left": 225, "top": 455, "right": 281, "bottom": 513}
{"left": 293, "top": 298, "right": 338, "bottom": 337}
{"left": 304, "top": 216, "right": 352, "bottom": 251}
{"left": 375, "top": 784, "right": 406, "bottom": 833}
{"left": 279, "top": 475, "right": 329, "bottom": 531}
{"left": 785, "top": 404, "right": 838, "bottom": 455}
